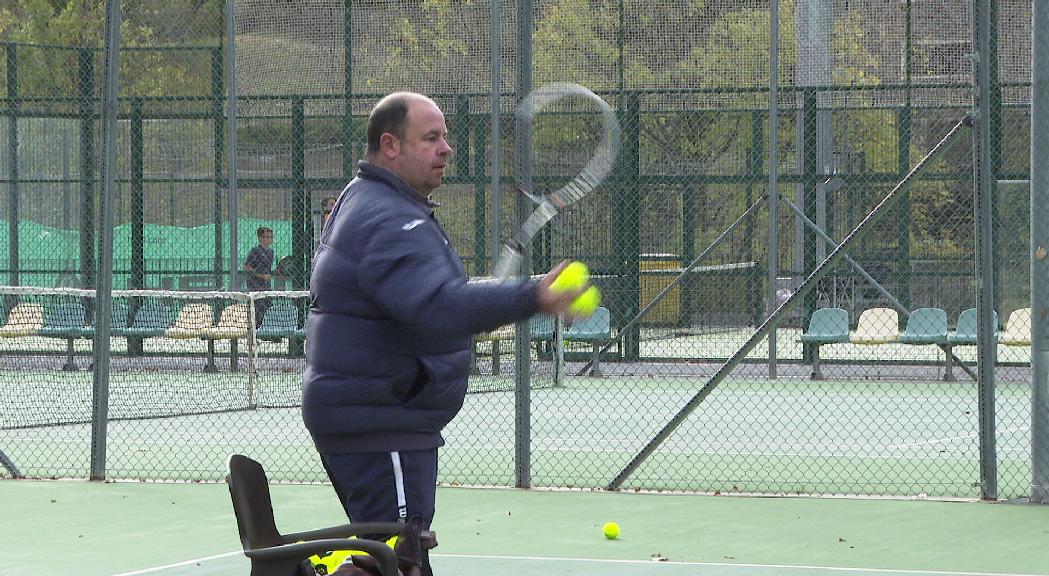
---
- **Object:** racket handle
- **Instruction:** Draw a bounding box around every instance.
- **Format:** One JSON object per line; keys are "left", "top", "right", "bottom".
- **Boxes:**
{"left": 494, "top": 243, "right": 523, "bottom": 279}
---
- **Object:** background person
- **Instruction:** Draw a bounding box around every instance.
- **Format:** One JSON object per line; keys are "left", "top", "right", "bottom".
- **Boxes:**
{"left": 243, "top": 226, "right": 275, "bottom": 328}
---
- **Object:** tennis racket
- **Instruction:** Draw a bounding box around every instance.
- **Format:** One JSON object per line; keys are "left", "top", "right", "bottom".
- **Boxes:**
{"left": 493, "top": 83, "right": 621, "bottom": 279}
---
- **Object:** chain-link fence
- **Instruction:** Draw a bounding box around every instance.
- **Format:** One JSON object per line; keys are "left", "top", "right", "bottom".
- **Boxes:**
{"left": 0, "top": 0, "right": 1043, "bottom": 500}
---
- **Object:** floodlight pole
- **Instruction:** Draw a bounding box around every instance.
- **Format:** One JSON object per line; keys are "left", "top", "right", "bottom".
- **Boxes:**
{"left": 514, "top": 0, "right": 534, "bottom": 490}
{"left": 768, "top": 0, "right": 780, "bottom": 378}
{"left": 490, "top": 0, "right": 501, "bottom": 274}
{"left": 972, "top": 0, "right": 998, "bottom": 501}
{"left": 1030, "top": 0, "right": 1049, "bottom": 505}
{"left": 225, "top": 0, "right": 239, "bottom": 292}
{"left": 90, "top": 0, "right": 121, "bottom": 481}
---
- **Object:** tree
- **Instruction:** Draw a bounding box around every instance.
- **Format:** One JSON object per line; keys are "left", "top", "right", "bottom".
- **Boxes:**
{"left": 0, "top": 0, "right": 221, "bottom": 99}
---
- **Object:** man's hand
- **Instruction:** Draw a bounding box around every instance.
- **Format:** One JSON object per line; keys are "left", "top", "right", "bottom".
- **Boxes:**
{"left": 536, "top": 260, "right": 589, "bottom": 317}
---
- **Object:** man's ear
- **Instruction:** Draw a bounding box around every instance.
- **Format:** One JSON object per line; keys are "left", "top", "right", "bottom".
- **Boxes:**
{"left": 379, "top": 132, "right": 400, "bottom": 159}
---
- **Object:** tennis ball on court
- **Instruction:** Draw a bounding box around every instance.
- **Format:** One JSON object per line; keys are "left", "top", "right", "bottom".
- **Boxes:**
{"left": 602, "top": 521, "right": 621, "bottom": 540}
{"left": 569, "top": 286, "right": 601, "bottom": 317}
{"left": 551, "top": 261, "right": 589, "bottom": 293}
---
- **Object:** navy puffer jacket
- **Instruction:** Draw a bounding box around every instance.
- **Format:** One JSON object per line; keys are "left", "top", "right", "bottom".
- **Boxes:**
{"left": 303, "top": 161, "right": 539, "bottom": 454}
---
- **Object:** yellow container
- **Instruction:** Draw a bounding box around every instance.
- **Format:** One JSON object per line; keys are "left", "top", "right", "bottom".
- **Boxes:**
{"left": 640, "top": 254, "right": 681, "bottom": 325}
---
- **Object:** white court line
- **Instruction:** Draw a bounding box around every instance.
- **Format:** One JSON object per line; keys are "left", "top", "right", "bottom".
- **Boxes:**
{"left": 107, "top": 550, "right": 243, "bottom": 576}
{"left": 432, "top": 553, "right": 1047, "bottom": 576}
{"left": 885, "top": 426, "right": 1031, "bottom": 451}
{"left": 103, "top": 549, "right": 1045, "bottom": 576}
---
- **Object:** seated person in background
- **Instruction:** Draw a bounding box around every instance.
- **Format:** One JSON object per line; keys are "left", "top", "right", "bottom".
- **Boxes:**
{"left": 244, "top": 226, "right": 274, "bottom": 328}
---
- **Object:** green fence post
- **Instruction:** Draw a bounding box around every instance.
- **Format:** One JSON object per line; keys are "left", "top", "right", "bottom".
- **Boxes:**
{"left": 129, "top": 99, "right": 144, "bottom": 356}
{"left": 680, "top": 183, "right": 695, "bottom": 326}
{"left": 748, "top": 110, "right": 764, "bottom": 326}
{"left": 802, "top": 88, "right": 817, "bottom": 361}
{"left": 897, "top": 105, "right": 912, "bottom": 314}
{"left": 454, "top": 96, "right": 475, "bottom": 270}
{"left": 212, "top": 47, "right": 225, "bottom": 289}
{"left": 615, "top": 92, "right": 641, "bottom": 361}
{"left": 291, "top": 98, "right": 306, "bottom": 287}
{"left": 473, "top": 112, "right": 488, "bottom": 275}
{"left": 989, "top": 0, "right": 1002, "bottom": 314}
{"left": 79, "top": 47, "right": 96, "bottom": 290}
{"left": 343, "top": 0, "right": 354, "bottom": 174}
{"left": 6, "top": 43, "right": 18, "bottom": 287}
{"left": 291, "top": 97, "right": 307, "bottom": 356}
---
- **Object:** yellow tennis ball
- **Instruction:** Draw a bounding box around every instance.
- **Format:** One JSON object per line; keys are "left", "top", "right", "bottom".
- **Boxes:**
{"left": 551, "top": 261, "right": 589, "bottom": 293}
{"left": 602, "top": 521, "right": 620, "bottom": 539}
{"left": 308, "top": 535, "right": 399, "bottom": 574}
{"left": 569, "top": 286, "right": 601, "bottom": 317}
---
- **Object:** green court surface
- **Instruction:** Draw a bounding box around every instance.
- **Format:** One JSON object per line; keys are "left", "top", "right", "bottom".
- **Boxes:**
{"left": 1, "top": 480, "right": 1047, "bottom": 576}
{"left": 1, "top": 374, "right": 1035, "bottom": 495}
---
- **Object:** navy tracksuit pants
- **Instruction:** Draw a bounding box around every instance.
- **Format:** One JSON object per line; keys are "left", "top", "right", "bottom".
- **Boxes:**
{"left": 321, "top": 447, "right": 438, "bottom": 529}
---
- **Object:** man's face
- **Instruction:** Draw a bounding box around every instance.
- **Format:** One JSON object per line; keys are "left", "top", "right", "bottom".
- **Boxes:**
{"left": 259, "top": 231, "right": 273, "bottom": 247}
{"left": 389, "top": 99, "right": 453, "bottom": 195}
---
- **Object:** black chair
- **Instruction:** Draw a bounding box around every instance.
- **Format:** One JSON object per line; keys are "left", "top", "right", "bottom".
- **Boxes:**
{"left": 225, "top": 454, "right": 402, "bottom": 576}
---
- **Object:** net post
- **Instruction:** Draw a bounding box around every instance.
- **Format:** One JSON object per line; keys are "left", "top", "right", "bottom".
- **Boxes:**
{"left": 247, "top": 292, "right": 257, "bottom": 409}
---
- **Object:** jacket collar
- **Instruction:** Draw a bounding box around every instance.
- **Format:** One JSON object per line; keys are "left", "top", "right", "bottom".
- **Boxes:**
{"left": 356, "top": 160, "right": 439, "bottom": 212}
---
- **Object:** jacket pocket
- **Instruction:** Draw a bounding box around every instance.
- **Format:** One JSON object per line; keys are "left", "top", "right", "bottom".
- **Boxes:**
{"left": 406, "top": 350, "right": 472, "bottom": 410}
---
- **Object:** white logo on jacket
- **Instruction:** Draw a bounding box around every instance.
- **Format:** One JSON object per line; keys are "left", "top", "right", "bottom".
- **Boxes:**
{"left": 402, "top": 219, "right": 426, "bottom": 230}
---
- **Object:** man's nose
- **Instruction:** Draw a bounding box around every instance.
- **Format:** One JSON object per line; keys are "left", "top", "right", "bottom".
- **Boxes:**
{"left": 439, "top": 138, "right": 453, "bottom": 157}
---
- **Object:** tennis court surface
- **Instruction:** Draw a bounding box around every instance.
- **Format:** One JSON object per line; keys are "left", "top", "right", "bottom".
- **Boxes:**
{"left": 2, "top": 479, "right": 1046, "bottom": 576}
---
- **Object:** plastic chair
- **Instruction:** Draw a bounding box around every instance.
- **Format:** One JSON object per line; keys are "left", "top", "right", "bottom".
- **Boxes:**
{"left": 895, "top": 307, "right": 950, "bottom": 380}
{"left": 256, "top": 302, "right": 300, "bottom": 341}
{"left": 86, "top": 300, "right": 130, "bottom": 337}
{"left": 850, "top": 307, "right": 899, "bottom": 344}
{"left": 945, "top": 308, "right": 999, "bottom": 381}
{"left": 165, "top": 302, "right": 214, "bottom": 339}
{"left": 0, "top": 303, "right": 44, "bottom": 338}
{"left": 799, "top": 307, "right": 849, "bottom": 380}
{"left": 897, "top": 308, "right": 948, "bottom": 345}
{"left": 530, "top": 314, "right": 555, "bottom": 341}
{"left": 199, "top": 303, "right": 252, "bottom": 373}
{"left": 1000, "top": 307, "right": 1032, "bottom": 346}
{"left": 948, "top": 308, "right": 998, "bottom": 346}
{"left": 472, "top": 323, "right": 515, "bottom": 375}
{"left": 565, "top": 307, "right": 611, "bottom": 377}
{"left": 203, "top": 303, "right": 251, "bottom": 341}
{"left": 39, "top": 301, "right": 87, "bottom": 371}
{"left": 115, "top": 303, "right": 173, "bottom": 338}
{"left": 225, "top": 454, "right": 400, "bottom": 576}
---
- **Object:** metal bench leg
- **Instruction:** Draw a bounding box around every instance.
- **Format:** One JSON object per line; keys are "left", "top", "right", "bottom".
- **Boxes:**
{"left": 943, "top": 344, "right": 955, "bottom": 381}
{"left": 0, "top": 448, "right": 22, "bottom": 478}
{"left": 492, "top": 340, "right": 501, "bottom": 376}
{"left": 230, "top": 339, "right": 239, "bottom": 372}
{"left": 810, "top": 344, "right": 823, "bottom": 380}
{"left": 62, "top": 338, "right": 77, "bottom": 371}
{"left": 204, "top": 339, "right": 218, "bottom": 373}
{"left": 590, "top": 343, "right": 603, "bottom": 377}
{"left": 470, "top": 345, "right": 481, "bottom": 375}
